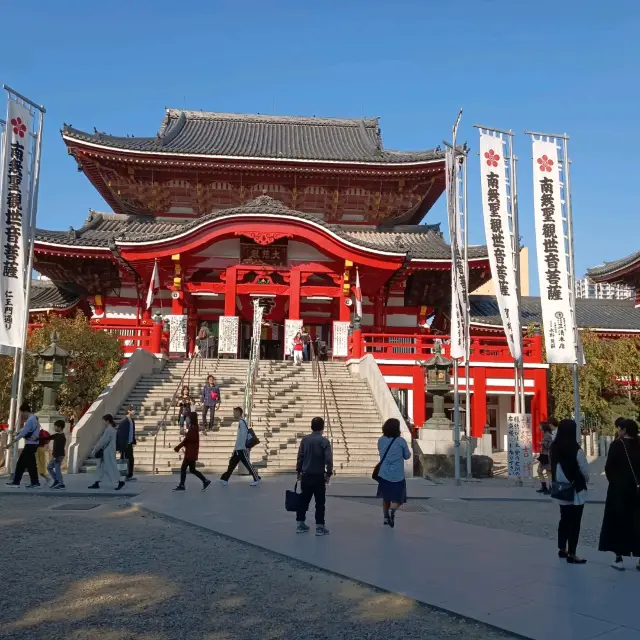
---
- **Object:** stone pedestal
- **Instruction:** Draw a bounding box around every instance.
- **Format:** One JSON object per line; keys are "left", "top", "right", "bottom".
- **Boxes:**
{"left": 415, "top": 431, "right": 494, "bottom": 478}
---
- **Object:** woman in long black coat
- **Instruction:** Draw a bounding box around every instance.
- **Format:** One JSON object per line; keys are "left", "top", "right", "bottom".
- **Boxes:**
{"left": 598, "top": 419, "right": 640, "bottom": 571}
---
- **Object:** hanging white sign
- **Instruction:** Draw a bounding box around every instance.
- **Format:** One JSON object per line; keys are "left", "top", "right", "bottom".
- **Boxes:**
{"left": 332, "top": 321, "right": 350, "bottom": 358}
{"left": 479, "top": 134, "right": 522, "bottom": 361}
{"left": 218, "top": 316, "right": 239, "bottom": 355}
{"left": 167, "top": 314, "right": 188, "bottom": 354}
{"left": 0, "top": 101, "right": 33, "bottom": 348}
{"left": 284, "top": 319, "right": 303, "bottom": 357}
{"left": 531, "top": 139, "right": 577, "bottom": 364}
{"left": 507, "top": 412, "right": 533, "bottom": 478}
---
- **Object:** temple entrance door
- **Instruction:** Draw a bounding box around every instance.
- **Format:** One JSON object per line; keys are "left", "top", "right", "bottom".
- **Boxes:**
{"left": 238, "top": 294, "right": 286, "bottom": 360}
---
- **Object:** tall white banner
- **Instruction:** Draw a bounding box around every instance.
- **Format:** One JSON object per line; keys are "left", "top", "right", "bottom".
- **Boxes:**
{"left": 479, "top": 134, "right": 521, "bottom": 360}
{"left": 532, "top": 140, "right": 577, "bottom": 364}
{"left": 0, "top": 101, "right": 33, "bottom": 348}
{"left": 507, "top": 413, "right": 533, "bottom": 478}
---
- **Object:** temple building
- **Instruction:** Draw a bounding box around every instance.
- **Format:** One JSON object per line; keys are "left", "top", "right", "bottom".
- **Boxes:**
{"left": 588, "top": 250, "right": 640, "bottom": 307}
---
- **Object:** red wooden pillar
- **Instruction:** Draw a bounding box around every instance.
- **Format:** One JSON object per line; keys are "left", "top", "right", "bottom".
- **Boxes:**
{"left": 224, "top": 266, "right": 237, "bottom": 316}
{"left": 532, "top": 368, "right": 548, "bottom": 452}
{"left": 338, "top": 295, "right": 350, "bottom": 322}
{"left": 289, "top": 269, "right": 301, "bottom": 319}
{"left": 472, "top": 366, "right": 487, "bottom": 438}
{"left": 352, "top": 328, "right": 363, "bottom": 358}
{"left": 413, "top": 365, "right": 426, "bottom": 429}
{"left": 373, "top": 294, "right": 385, "bottom": 331}
{"left": 150, "top": 317, "right": 162, "bottom": 354}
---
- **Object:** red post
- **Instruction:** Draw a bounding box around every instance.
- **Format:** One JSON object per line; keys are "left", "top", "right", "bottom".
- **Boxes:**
{"left": 289, "top": 269, "right": 301, "bottom": 319}
{"left": 150, "top": 318, "right": 162, "bottom": 354}
{"left": 472, "top": 367, "right": 487, "bottom": 437}
{"left": 352, "top": 329, "right": 362, "bottom": 358}
{"left": 224, "top": 266, "right": 237, "bottom": 316}
{"left": 413, "top": 365, "right": 426, "bottom": 429}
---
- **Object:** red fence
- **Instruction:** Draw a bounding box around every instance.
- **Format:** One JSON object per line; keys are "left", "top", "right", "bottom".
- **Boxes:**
{"left": 89, "top": 318, "right": 164, "bottom": 355}
{"left": 353, "top": 333, "right": 543, "bottom": 364}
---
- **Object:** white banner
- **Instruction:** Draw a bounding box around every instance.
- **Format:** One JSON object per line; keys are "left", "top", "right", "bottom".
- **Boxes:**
{"left": 284, "top": 319, "right": 303, "bottom": 357}
{"left": 532, "top": 139, "right": 577, "bottom": 364}
{"left": 0, "top": 101, "right": 33, "bottom": 348}
{"left": 446, "top": 149, "right": 466, "bottom": 359}
{"left": 479, "top": 134, "right": 521, "bottom": 361}
{"left": 167, "top": 314, "right": 188, "bottom": 354}
{"left": 507, "top": 412, "right": 533, "bottom": 478}
{"left": 332, "top": 321, "right": 350, "bottom": 357}
{"left": 218, "top": 316, "right": 239, "bottom": 355}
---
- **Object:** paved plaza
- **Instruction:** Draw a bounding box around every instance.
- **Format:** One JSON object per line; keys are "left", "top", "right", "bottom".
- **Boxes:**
{"left": 1, "top": 467, "right": 638, "bottom": 639}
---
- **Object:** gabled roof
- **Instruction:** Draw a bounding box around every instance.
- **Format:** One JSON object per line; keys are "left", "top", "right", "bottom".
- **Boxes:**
{"left": 35, "top": 196, "right": 489, "bottom": 262}
{"left": 62, "top": 109, "right": 445, "bottom": 165}
{"left": 587, "top": 250, "right": 640, "bottom": 281}
{"left": 29, "top": 280, "right": 79, "bottom": 312}
{"left": 470, "top": 295, "right": 640, "bottom": 332}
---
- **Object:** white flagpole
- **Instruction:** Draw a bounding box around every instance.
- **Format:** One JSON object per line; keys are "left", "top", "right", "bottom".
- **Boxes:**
{"left": 4, "top": 87, "right": 45, "bottom": 474}
{"left": 461, "top": 151, "right": 472, "bottom": 479}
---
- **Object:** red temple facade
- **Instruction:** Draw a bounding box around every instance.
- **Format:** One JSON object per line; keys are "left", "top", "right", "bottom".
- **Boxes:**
{"left": 32, "top": 108, "right": 554, "bottom": 451}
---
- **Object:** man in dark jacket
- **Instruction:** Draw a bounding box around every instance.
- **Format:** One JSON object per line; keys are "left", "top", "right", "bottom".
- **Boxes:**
{"left": 116, "top": 407, "right": 137, "bottom": 481}
{"left": 201, "top": 375, "right": 221, "bottom": 432}
{"left": 296, "top": 417, "right": 333, "bottom": 536}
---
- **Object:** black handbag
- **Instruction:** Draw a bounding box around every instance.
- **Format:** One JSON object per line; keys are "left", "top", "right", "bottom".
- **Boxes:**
{"left": 621, "top": 439, "right": 640, "bottom": 497}
{"left": 285, "top": 481, "right": 302, "bottom": 512}
{"left": 550, "top": 481, "right": 575, "bottom": 502}
{"left": 246, "top": 427, "right": 260, "bottom": 450}
{"left": 372, "top": 437, "right": 397, "bottom": 482}
{"left": 94, "top": 449, "right": 104, "bottom": 460}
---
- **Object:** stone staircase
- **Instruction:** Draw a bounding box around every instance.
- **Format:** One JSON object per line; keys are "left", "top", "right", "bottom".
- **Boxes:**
{"left": 81, "top": 358, "right": 383, "bottom": 476}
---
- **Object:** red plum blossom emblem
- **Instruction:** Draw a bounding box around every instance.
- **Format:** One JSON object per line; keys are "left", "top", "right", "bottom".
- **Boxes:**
{"left": 11, "top": 117, "right": 27, "bottom": 138}
{"left": 537, "top": 155, "right": 554, "bottom": 172}
{"left": 484, "top": 149, "right": 500, "bottom": 167}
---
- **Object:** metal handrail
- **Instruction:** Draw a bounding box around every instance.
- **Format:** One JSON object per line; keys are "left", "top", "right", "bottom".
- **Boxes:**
{"left": 310, "top": 340, "right": 335, "bottom": 447}
{"left": 151, "top": 352, "right": 202, "bottom": 474}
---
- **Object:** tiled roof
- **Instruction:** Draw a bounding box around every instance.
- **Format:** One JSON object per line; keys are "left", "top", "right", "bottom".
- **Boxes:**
{"left": 35, "top": 196, "right": 488, "bottom": 261}
{"left": 29, "top": 280, "right": 79, "bottom": 312}
{"left": 587, "top": 250, "right": 640, "bottom": 280}
{"left": 62, "top": 109, "right": 445, "bottom": 164}
{"left": 470, "top": 295, "right": 640, "bottom": 332}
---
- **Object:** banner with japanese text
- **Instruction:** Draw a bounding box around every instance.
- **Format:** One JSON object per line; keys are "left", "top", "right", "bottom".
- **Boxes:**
{"left": 0, "top": 100, "right": 33, "bottom": 348}
{"left": 531, "top": 139, "right": 577, "bottom": 364}
{"left": 507, "top": 413, "right": 533, "bottom": 478}
{"left": 479, "top": 134, "right": 521, "bottom": 361}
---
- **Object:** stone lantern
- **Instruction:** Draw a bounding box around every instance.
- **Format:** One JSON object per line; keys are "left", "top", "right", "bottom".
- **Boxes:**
{"left": 35, "top": 332, "right": 70, "bottom": 431}
{"left": 420, "top": 341, "right": 453, "bottom": 430}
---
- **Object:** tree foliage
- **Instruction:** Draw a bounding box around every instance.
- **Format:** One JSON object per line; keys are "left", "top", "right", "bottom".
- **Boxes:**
{"left": 0, "top": 314, "right": 121, "bottom": 422}
{"left": 547, "top": 330, "right": 640, "bottom": 433}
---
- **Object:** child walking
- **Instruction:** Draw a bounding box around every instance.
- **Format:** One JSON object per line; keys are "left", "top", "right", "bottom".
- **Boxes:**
{"left": 47, "top": 420, "right": 67, "bottom": 490}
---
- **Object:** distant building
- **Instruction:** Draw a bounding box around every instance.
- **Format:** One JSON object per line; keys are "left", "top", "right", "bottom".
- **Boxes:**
{"left": 576, "top": 275, "right": 634, "bottom": 301}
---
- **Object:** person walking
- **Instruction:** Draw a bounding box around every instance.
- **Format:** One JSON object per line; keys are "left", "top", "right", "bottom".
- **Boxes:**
{"left": 376, "top": 418, "right": 411, "bottom": 528}
{"left": 292, "top": 332, "right": 304, "bottom": 366}
{"left": 551, "top": 419, "right": 589, "bottom": 564}
{"left": 36, "top": 427, "right": 51, "bottom": 483}
{"left": 196, "top": 322, "right": 211, "bottom": 357}
{"left": 177, "top": 386, "right": 193, "bottom": 433}
{"left": 116, "top": 406, "right": 137, "bottom": 482}
{"left": 598, "top": 418, "right": 640, "bottom": 571}
{"left": 295, "top": 417, "right": 333, "bottom": 536}
{"left": 173, "top": 412, "right": 211, "bottom": 491}
{"left": 201, "top": 375, "right": 221, "bottom": 433}
{"left": 47, "top": 420, "right": 67, "bottom": 490}
{"left": 218, "top": 407, "right": 261, "bottom": 486}
{"left": 301, "top": 327, "right": 311, "bottom": 362}
{"left": 4, "top": 402, "right": 41, "bottom": 488}
{"left": 89, "top": 415, "right": 125, "bottom": 491}
{"left": 536, "top": 422, "right": 554, "bottom": 494}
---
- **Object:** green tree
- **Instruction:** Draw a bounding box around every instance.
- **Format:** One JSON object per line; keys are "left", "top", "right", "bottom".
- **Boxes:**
{"left": 0, "top": 313, "right": 121, "bottom": 422}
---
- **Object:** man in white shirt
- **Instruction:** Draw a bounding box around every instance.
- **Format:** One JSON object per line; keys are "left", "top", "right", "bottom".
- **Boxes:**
{"left": 218, "top": 407, "right": 261, "bottom": 486}
{"left": 4, "top": 403, "right": 41, "bottom": 488}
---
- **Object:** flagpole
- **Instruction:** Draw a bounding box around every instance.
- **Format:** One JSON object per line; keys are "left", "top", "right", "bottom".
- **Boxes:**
{"left": 462, "top": 152, "right": 472, "bottom": 479}
{"left": 5, "top": 91, "right": 45, "bottom": 473}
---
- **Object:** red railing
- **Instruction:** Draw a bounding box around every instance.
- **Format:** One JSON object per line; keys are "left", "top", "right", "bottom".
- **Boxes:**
{"left": 90, "top": 318, "right": 164, "bottom": 355}
{"left": 353, "top": 333, "right": 543, "bottom": 364}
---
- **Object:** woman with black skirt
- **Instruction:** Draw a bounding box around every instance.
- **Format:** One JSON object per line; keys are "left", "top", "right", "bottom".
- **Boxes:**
{"left": 551, "top": 419, "right": 589, "bottom": 564}
{"left": 598, "top": 419, "right": 640, "bottom": 571}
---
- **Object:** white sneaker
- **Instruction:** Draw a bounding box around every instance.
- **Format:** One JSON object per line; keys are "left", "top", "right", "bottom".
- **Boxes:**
{"left": 611, "top": 558, "right": 625, "bottom": 571}
{"left": 217, "top": 479, "right": 228, "bottom": 487}
{"left": 250, "top": 479, "right": 261, "bottom": 487}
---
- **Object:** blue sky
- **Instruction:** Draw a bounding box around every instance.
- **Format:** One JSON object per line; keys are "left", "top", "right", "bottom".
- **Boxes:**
{"left": 1, "top": 0, "right": 638, "bottom": 293}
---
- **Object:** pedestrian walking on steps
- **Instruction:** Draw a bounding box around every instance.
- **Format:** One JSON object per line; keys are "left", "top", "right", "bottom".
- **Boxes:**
{"left": 376, "top": 418, "right": 411, "bottom": 528}
{"left": 551, "top": 419, "right": 589, "bottom": 564}
{"left": 296, "top": 417, "right": 333, "bottom": 536}
{"left": 47, "top": 420, "right": 67, "bottom": 490}
{"left": 218, "top": 407, "right": 261, "bottom": 486}
{"left": 536, "top": 422, "right": 554, "bottom": 494}
{"left": 4, "top": 402, "right": 41, "bottom": 488}
{"left": 177, "top": 386, "right": 193, "bottom": 433}
{"left": 173, "top": 412, "right": 211, "bottom": 492}
{"left": 301, "top": 327, "right": 311, "bottom": 362}
{"left": 201, "top": 375, "right": 221, "bottom": 433}
{"left": 293, "top": 332, "right": 304, "bottom": 365}
{"left": 598, "top": 418, "right": 640, "bottom": 572}
{"left": 89, "top": 415, "right": 125, "bottom": 491}
{"left": 116, "top": 406, "right": 137, "bottom": 482}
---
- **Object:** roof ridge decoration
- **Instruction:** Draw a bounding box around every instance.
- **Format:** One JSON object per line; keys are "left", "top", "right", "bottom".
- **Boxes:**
{"left": 587, "top": 249, "right": 640, "bottom": 279}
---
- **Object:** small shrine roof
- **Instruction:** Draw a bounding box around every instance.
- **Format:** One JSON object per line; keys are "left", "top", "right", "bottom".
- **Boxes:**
{"left": 62, "top": 109, "right": 445, "bottom": 165}
{"left": 587, "top": 250, "right": 640, "bottom": 280}
{"left": 470, "top": 295, "right": 640, "bottom": 332}
{"left": 29, "top": 280, "right": 79, "bottom": 312}
{"left": 35, "top": 196, "right": 488, "bottom": 262}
